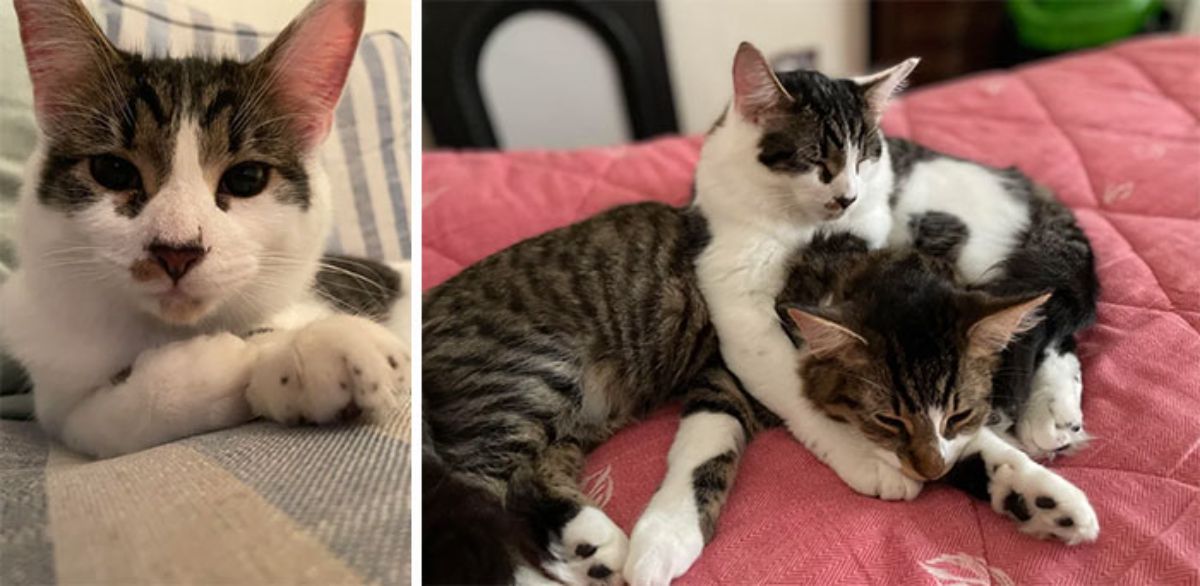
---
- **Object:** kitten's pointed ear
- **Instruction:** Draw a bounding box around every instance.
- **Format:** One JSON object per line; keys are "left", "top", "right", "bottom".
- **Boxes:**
{"left": 252, "top": 0, "right": 365, "bottom": 147}
{"left": 732, "top": 42, "right": 793, "bottom": 123}
{"left": 14, "top": 0, "right": 122, "bottom": 121}
{"left": 965, "top": 292, "right": 1052, "bottom": 358}
{"left": 854, "top": 57, "right": 919, "bottom": 122}
{"left": 781, "top": 304, "right": 867, "bottom": 358}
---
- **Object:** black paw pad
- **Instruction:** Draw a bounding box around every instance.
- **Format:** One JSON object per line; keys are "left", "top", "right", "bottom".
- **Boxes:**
{"left": 587, "top": 565, "right": 613, "bottom": 579}
{"left": 1003, "top": 491, "right": 1032, "bottom": 522}
{"left": 1035, "top": 496, "right": 1057, "bottom": 509}
{"left": 575, "top": 543, "right": 597, "bottom": 559}
{"left": 1056, "top": 516, "right": 1075, "bottom": 528}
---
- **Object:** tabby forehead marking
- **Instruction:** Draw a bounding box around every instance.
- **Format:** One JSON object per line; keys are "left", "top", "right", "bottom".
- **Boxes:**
{"left": 38, "top": 53, "right": 314, "bottom": 216}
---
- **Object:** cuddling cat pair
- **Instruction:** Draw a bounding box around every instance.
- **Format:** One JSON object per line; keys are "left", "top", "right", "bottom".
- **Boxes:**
{"left": 0, "top": 0, "right": 410, "bottom": 458}
{"left": 422, "top": 43, "right": 1100, "bottom": 585}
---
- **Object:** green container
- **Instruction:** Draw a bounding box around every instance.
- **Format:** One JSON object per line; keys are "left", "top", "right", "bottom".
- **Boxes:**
{"left": 1008, "top": 0, "right": 1162, "bottom": 52}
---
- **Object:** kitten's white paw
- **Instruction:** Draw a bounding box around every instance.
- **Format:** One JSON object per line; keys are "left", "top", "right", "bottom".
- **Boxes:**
{"left": 624, "top": 507, "right": 705, "bottom": 586}
{"left": 826, "top": 447, "right": 923, "bottom": 501}
{"left": 1018, "top": 351, "right": 1088, "bottom": 457}
{"left": 545, "top": 506, "right": 629, "bottom": 586}
{"left": 989, "top": 461, "right": 1099, "bottom": 545}
{"left": 246, "top": 315, "right": 409, "bottom": 424}
{"left": 131, "top": 332, "right": 256, "bottom": 427}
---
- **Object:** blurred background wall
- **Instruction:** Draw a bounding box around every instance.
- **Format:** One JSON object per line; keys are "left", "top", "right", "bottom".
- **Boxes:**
{"left": 200, "top": 0, "right": 409, "bottom": 36}
{"left": 424, "top": 0, "right": 1198, "bottom": 151}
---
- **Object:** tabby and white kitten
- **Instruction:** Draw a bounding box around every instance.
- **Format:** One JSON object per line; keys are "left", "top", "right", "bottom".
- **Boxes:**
{"left": 0, "top": 0, "right": 409, "bottom": 459}
{"left": 691, "top": 43, "right": 923, "bottom": 506}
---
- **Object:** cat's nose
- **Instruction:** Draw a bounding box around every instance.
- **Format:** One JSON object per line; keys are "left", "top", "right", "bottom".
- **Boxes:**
{"left": 149, "top": 242, "right": 206, "bottom": 281}
{"left": 833, "top": 194, "right": 857, "bottom": 209}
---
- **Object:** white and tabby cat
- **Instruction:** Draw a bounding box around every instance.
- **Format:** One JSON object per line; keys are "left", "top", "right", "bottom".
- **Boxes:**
{"left": 0, "top": 0, "right": 409, "bottom": 458}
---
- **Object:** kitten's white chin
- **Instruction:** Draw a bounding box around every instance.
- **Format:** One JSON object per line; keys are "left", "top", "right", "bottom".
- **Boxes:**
{"left": 153, "top": 291, "right": 214, "bottom": 325}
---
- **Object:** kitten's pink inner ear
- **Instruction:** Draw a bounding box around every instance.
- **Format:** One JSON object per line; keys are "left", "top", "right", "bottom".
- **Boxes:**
{"left": 785, "top": 307, "right": 866, "bottom": 358}
{"left": 256, "top": 0, "right": 365, "bottom": 147}
{"left": 855, "top": 57, "right": 920, "bottom": 122}
{"left": 967, "top": 292, "right": 1052, "bottom": 357}
{"left": 14, "top": 0, "right": 120, "bottom": 120}
{"left": 732, "top": 42, "right": 793, "bottom": 123}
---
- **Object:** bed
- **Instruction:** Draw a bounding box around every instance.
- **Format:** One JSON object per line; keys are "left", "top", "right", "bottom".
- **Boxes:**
{"left": 423, "top": 36, "right": 1199, "bottom": 583}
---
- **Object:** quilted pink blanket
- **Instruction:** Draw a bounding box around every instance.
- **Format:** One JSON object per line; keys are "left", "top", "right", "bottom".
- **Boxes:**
{"left": 423, "top": 37, "right": 1200, "bottom": 583}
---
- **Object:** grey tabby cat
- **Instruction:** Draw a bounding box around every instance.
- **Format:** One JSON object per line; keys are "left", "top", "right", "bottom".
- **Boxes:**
{"left": 0, "top": 0, "right": 409, "bottom": 458}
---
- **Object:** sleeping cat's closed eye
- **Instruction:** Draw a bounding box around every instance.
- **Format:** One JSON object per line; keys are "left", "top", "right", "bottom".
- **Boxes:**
{"left": 946, "top": 409, "right": 974, "bottom": 429}
{"left": 873, "top": 413, "right": 906, "bottom": 432}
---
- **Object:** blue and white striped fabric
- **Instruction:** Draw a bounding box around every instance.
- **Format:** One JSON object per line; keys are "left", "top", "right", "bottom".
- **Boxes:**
{"left": 88, "top": 0, "right": 412, "bottom": 261}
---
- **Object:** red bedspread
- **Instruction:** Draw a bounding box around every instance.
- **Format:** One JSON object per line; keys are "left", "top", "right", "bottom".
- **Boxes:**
{"left": 423, "top": 37, "right": 1200, "bottom": 583}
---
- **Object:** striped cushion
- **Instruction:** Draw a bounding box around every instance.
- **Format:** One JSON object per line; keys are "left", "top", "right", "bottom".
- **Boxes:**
{"left": 89, "top": 0, "right": 411, "bottom": 261}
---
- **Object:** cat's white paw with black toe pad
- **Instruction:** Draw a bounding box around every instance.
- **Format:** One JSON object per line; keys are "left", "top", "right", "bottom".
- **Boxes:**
{"left": 246, "top": 315, "right": 408, "bottom": 424}
{"left": 989, "top": 462, "right": 1099, "bottom": 545}
{"left": 545, "top": 506, "right": 629, "bottom": 586}
{"left": 1018, "top": 350, "right": 1088, "bottom": 458}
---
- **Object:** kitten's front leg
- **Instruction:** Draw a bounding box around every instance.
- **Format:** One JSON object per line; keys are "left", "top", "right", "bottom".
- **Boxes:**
{"left": 245, "top": 314, "right": 409, "bottom": 424}
{"left": 947, "top": 427, "right": 1099, "bottom": 545}
{"left": 1016, "top": 344, "right": 1089, "bottom": 457}
{"left": 625, "top": 370, "right": 752, "bottom": 586}
{"left": 56, "top": 333, "right": 256, "bottom": 458}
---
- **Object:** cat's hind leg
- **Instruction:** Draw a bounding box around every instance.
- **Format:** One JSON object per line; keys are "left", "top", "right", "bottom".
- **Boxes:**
{"left": 1016, "top": 340, "right": 1089, "bottom": 458}
{"left": 520, "top": 443, "right": 629, "bottom": 586}
{"left": 625, "top": 367, "right": 757, "bottom": 586}
{"left": 946, "top": 427, "right": 1098, "bottom": 545}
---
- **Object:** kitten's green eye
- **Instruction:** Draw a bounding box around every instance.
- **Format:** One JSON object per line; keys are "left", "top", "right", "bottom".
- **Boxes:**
{"left": 89, "top": 155, "right": 141, "bottom": 192}
{"left": 873, "top": 414, "right": 905, "bottom": 431}
{"left": 219, "top": 162, "right": 271, "bottom": 198}
{"left": 947, "top": 409, "right": 974, "bottom": 429}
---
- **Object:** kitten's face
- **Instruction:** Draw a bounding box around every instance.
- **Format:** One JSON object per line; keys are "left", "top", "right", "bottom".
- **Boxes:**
{"left": 784, "top": 253, "right": 1048, "bottom": 481}
{"left": 15, "top": 0, "right": 364, "bottom": 326}
{"left": 701, "top": 43, "right": 916, "bottom": 223}
{"left": 750, "top": 72, "right": 884, "bottom": 221}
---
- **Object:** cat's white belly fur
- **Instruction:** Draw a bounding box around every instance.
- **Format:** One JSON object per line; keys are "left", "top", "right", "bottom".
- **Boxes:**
{"left": 888, "top": 159, "right": 1031, "bottom": 283}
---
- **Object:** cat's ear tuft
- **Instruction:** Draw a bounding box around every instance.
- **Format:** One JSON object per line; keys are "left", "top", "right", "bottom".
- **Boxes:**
{"left": 14, "top": 0, "right": 122, "bottom": 122}
{"left": 782, "top": 304, "right": 867, "bottom": 358}
{"left": 253, "top": 0, "right": 365, "bottom": 148}
{"left": 854, "top": 57, "right": 919, "bottom": 122}
{"left": 966, "top": 292, "right": 1051, "bottom": 358}
{"left": 732, "top": 42, "right": 793, "bottom": 123}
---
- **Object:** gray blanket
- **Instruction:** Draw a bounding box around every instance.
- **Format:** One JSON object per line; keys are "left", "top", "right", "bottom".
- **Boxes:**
{"left": 0, "top": 406, "right": 411, "bottom": 585}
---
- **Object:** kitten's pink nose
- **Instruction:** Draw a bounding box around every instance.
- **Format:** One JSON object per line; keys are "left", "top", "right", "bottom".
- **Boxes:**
{"left": 149, "top": 243, "right": 206, "bottom": 282}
